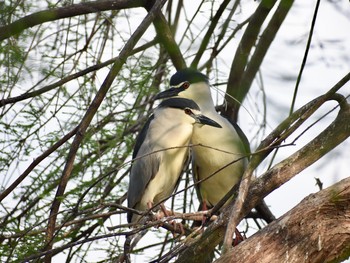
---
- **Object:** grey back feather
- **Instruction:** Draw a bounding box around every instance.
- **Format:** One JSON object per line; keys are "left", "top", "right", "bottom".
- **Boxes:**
{"left": 127, "top": 143, "right": 161, "bottom": 223}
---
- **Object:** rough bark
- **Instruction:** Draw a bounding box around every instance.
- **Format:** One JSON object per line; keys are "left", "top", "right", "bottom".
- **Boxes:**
{"left": 176, "top": 88, "right": 350, "bottom": 263}
{"left": 215, "top": 176, "right": 350, "bottom": 263}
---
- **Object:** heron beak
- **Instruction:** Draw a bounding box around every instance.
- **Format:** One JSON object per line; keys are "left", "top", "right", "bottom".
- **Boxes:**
{"left": 195, "top": 115, "right": 222, "bottom": 128}
{"left": 155, "top": 87, "right": 185, "bottom": 100}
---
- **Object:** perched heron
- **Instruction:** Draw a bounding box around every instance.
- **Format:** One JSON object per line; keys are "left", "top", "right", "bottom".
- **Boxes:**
{"left": 127, "top": 97, "right": 222, "bottom": 224}
{"left": 155, "top": 69, "right": 248, "bottom": 211}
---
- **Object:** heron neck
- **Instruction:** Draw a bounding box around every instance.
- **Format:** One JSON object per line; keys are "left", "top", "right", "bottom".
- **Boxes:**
{"left": 190, "top": 83, "right": 216, "bottom": 114}
{"left": 197, "top": 103, "right": 216, "bottom": 117}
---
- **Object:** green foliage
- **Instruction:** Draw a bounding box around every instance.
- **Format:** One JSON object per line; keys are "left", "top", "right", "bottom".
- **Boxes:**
{"left": 0, "top": 0, "right": 349, "bottom": 262}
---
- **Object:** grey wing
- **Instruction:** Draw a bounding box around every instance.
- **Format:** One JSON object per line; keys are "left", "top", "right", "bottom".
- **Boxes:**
{"left": 191, "top": 154, "right": 204, "bottom": 208}
{"left": 132, "top": 114, "right": 154, "bottom": 159}
{"left": 127, "top": 142, "right": 161, "bottom": 223}
{"left": 191, "top": 157, "right": 206, "bottom": 229}
{"left": 127, "top": 147, "right": 161, "bottom": 222}
{"left": 231, "top": 122, "right": 251, "bottom": 157}
{"left": 223, "top": 116, "right": 251, "bottom": 157}
{"left": 172, "top": 147, "right": 191, "bottom": 201}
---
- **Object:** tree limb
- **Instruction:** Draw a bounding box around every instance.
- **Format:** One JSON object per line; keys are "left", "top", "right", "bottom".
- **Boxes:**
{"left": 150, "top": 10, "right": 186, "bottom": 70}
{"left": 221, "top": 72, "right": 348, "bottom": 252}
{"left": 290, "top": 0, "right": 321, "bottom": 114}
{"left": 224, "top": 0, "right": 277, "bottom": 122}
{"left": 43, "top": 0, "right": 167, "bottom": 261}
{"left": 190, "top": 0, "right": 231, "bottom": 68}
{"left": 0, "top": 127, "right": 77, "bottom": 202}
{"left": 0, "top": 0, "right": 146, "bottom": 41}
{"left": 216, "top": 176, "right": 350, "bottom": 263}
{"left": 0, "top": 39, "right": 157, "bottom": 107}
{"left": 239, "top": 0, "right": 294, "bottom": 113}
{"left": 176, "top": 92, "right": 350, "bottom": 262}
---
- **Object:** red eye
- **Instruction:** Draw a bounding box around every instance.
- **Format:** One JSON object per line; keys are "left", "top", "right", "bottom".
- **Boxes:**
{"left": 182, "top": 81, "right": 190, "bottom": 89}
{"left": 184, "top": 108, "right": 192, "bottom": 115}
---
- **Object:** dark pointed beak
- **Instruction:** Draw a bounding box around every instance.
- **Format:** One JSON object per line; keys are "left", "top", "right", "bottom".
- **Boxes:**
{"left": 195, "top": 114, "right": 222, "bottom": 128}
{"left": 155, "top": 87, "right": 183, "bottom": 100}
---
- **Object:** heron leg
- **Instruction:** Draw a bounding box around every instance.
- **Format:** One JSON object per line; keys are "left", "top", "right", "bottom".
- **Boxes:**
{"left": 153, "top": 203, "right": 170, "bottom": 220}
{"left": 147, "top": 201, "right": 154, "bottom": 212}
{"left": 159, "top": 204, "right": 185, "bottom": 237}
{"left": 233, "top": 228, "right": 245, "bottom": 246}
{"left": 160, "top": 203, "right": 172, "bottom": 217}
{"left": 201, "top": 201, "right": 209, "bottom": 226}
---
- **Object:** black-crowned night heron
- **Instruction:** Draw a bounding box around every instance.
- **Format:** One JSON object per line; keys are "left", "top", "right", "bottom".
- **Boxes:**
{"left": 155, "top": 68, "right": 249, "bottom": 212}
{"left": 127, "top": 97, "right": 222, "bottom": 224}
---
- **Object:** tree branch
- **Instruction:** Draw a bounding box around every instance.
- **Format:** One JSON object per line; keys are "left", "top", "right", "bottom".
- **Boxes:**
{"left": 216, "top": 176, "right": 350, "bottom": 263}
{"left": 222, "top": 93, "right": 349, "bottom": 253}
{"left": 239, "top": 0, "right": 294, "bottom": 113}
{"left": 176, "top": 89, "right": 350, "bottom": 262}
{"left": 0, "top": 39, "right": 157, "bottom": 107}
{"left": 0, "top": 0, "right": 146, "bottom": 41}
{"left": 224, "top": 0, "right": 277, "bottom": 122}
{"left": 199, "top": 0, "right": 242, "bottom": 72}
{"left": 290, "top": 0, "right": 321, "bottom": 115}
{"left": 43, "top": 0, "right": 167, "bottom": 261}
{"left": 190, "top": 0, "right": 231, "bottom": 68}
{"left": 221, "top": 72, "right": 350, "bottom": 252}
{"left": 0, "top": 127, "right": 77, "bottom": 202}
{"left": 151, "top": 11, "right": 186, "bottom": 70}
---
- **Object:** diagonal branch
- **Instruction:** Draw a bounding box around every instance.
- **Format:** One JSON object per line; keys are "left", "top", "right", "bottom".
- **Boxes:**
{"left": 0, "top": 0, "right": 146, "bottom": 41}
{"left": 0, "top": 127, "right": 77, "bottom": 203}
{"left": 190, "top": 0, "right": 231, "bottom": 68}
{"left": 224, "top": 0, "right": 277, "bottom": 122}
{"left": 175, "top": 73, "right": 350, "bottom": 262}
{"left": 199, "top": 0, "right": 243, "bottom": 71}
{"left": 43, "top": 0, "right": 167, "bottom": 262}
{"left": 216, "top": 176, "right": 350, "bottom": 263}
{"left": 238, "top": 0, "right": 294, "bottom": 112}
{"left": 149, "top": 6, "right": 186, "bottom": 69}
{"left": 0, "top": 39, "right": 157, "bottom": 107}
{"left": 222, "top": 70, "right": 348, "bottom": 252}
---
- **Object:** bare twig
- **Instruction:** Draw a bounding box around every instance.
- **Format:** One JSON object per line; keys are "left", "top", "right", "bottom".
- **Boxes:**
{"left": 43, "top": 1, "right": 168, "bottom": 262}
{"left": 0, "top": 0, "right": 145, "bottom": 41}
{"left": 239, "top": 0, "right": 294, "bottom": 108}
{"left": 151, "top": 11, "right": 186, "bottom": 69}
{"left": 175, "top": 73, "right": 350, "bottom": 261}
{"left": 0, "top": 127, "right": 78, "bottom": 202}
{"left": 190, "top": 0, "right": 231, "bottom": 68}
{"left": 0, "top": 39, "right": 157, "bottom": 107}
{"left": 290, "top": 0, "right": 321, "bottom": 115}
{"left": 224, "top": 0, "right": 277, "bottom": 122}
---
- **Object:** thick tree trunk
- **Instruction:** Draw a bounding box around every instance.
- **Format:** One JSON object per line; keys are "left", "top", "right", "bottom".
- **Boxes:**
{"left": 216, "top": 177, "right": 350, "bottom": 263}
